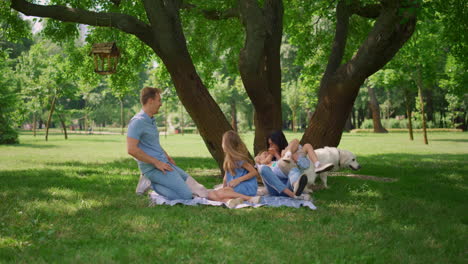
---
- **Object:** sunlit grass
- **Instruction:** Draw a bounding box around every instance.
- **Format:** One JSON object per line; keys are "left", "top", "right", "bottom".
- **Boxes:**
{"left": 0, "top": 131, "right": 467, "bottom": 263}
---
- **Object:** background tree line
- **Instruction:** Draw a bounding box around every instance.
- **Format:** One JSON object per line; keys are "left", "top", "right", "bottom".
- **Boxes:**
{"left": 0, "top": 0, "right": 466, "bottom": 170}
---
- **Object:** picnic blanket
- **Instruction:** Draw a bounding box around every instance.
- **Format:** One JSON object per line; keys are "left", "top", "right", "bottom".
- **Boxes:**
{"left": 149, "top": 191, "right": 317, "bottom": 210}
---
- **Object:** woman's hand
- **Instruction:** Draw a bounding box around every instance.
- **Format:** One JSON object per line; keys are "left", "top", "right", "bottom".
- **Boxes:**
{"left": 268, "top": 147, "right": 281, "bottom": 160}
{"left": 228, "top": 178, "right": 241, "bottom": 188}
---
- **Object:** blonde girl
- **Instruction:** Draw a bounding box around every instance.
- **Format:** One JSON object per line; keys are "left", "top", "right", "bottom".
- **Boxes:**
{"left": 208, "top": 131, "right": 260, "bottom": 206}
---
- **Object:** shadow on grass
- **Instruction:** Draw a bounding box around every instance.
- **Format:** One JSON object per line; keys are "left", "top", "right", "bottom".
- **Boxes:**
{"left": 320, "top": 152, "right": 467, "bottom": 198}
{"left": 44, "top": 156, "right": 219, "bottom": 174}
{"left": 315, "top": 153, "right": 467, "bottom": 226}
{"left": 431, "top": 138, "right": 468, "bottom": 143}
{"left": 0, "top": 153, "right": 467, "bottom": 262}
{"left": 9, "top": 143, "right": 58, "bottom": 149}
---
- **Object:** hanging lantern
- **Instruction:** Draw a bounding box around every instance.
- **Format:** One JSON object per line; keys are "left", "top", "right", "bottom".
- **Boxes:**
{"left": 90, "top": 42, "right": 120, "bottom": 75}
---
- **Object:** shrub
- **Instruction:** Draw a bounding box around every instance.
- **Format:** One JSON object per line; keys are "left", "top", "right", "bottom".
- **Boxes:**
{"left": 0, "top": 126, "right": 19, "bottom": 144}
{"left": 360, "top": 119, "right": 374, "bottom": 129}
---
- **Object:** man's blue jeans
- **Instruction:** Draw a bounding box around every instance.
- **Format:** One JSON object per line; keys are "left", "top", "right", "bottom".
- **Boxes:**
{"left": 144, "top": 164, "right": 192, "bottom": 200}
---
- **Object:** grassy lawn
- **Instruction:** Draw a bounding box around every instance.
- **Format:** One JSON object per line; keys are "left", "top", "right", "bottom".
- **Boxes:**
{"left": 1, "top": 131, "right": 467, "bottom": 263}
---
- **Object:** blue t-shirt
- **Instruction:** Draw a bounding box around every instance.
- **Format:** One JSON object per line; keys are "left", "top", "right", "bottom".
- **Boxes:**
{"left": 127, "top": 110, "right": 168, "bottom": 173}
{"left": 226, "top": 161, "right": 258, "bottom": 197}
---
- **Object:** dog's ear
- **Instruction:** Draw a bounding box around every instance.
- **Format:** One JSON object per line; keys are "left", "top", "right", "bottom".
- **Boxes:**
{"left": 338, "top": 148, "right": 348, "bottom": 167}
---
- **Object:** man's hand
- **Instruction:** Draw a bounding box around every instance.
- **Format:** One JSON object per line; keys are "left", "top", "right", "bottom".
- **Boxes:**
{"left": 165, "top": 151, "right": 176, "bottom": 165}
{"left": 154, "top": 160, "right": 173, "bottom": 174}
{"left": 168, "top": 156, "right": 176, "bottom": 165}
{"left": 228, "top": 178, "right": 241, "bottom": 188}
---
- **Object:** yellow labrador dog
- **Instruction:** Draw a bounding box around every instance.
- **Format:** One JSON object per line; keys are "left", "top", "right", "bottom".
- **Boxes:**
{"left": 303, "top": 147, "right": 361, "bottom": 190}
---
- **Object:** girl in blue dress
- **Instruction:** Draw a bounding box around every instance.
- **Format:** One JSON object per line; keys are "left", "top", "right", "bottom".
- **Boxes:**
{"left": 208, "top": 131, "right": 260, "bottom": 206}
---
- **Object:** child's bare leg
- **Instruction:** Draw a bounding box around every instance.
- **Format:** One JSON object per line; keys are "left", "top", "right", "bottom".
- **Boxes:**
{"left": 302, "top": 143, "right": 319, "bottom": 164}
{"left": 303, "top": 143, "right": 334, "bottom": 173}
{"left": 282, "top": 139, "right": 300, "bottom": 159}
{"left": 208, "top": 187, "right": 252, "bottom": 202}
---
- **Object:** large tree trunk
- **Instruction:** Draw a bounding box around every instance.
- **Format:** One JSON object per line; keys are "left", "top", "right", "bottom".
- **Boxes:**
{"left": 238, "top": 0, "right": 283, "bottom": 154}
{"left": 367, "top": 85, "right": 388, "bottom": 133}
{"left": 164, "top": 60, "right": 231, "bottom": 169}
{"left": 301, "top": 0, "right": 417, "bottom": 147}
{"left": 45, "top": 95, "right": 57, "bottom": 142}
{"left": 416, "top": 67, "right": 428, "bottom": 144}
{"left": 143, "top": 1, "right": 233, "bottom": 169}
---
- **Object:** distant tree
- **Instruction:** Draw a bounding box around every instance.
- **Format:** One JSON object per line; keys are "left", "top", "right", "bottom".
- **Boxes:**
{"left": 440, "top": 55, "right": 467, "bottom": 131}
{"left": 0, "top": 49, "right": 19, "bottom": 144}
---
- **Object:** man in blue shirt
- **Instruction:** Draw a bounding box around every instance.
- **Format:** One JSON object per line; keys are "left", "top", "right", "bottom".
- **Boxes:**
{"left": 127, "top": 87, "right": 193, "bottom": 200}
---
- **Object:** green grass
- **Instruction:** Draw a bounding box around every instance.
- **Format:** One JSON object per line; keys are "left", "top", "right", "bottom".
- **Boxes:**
{"left": 1, "top": 131, "right": 467, "bottom": 263}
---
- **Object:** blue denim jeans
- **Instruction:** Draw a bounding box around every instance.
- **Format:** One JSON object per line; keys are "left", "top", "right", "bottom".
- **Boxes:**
{"left": 144, "top": 164, "right": 192, "bottom": 200}
{"left": 259, "top": 165, "right": 301, "bottom": 196}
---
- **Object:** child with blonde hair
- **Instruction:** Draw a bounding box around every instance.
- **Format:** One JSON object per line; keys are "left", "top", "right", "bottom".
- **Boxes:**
{"left": 208, "top": 131, "right": 261, "bottom": 207}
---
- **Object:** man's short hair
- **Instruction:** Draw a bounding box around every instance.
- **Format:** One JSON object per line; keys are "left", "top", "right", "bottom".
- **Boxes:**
{"left": 140, "top": 87, "right": 162, "bottom": 105}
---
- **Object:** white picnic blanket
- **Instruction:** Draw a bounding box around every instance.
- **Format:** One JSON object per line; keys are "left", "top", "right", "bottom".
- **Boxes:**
{"left": 149, "top": 191, "right": 317, "bottom": 210}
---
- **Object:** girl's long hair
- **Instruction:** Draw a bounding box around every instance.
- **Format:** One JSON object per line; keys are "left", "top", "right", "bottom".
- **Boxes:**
{"left": 222, "top": 130, "right": 252, "bottom": 175}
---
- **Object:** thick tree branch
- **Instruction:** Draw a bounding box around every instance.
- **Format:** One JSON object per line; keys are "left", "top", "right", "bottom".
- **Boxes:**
{"left": 263, "top": 0, "right": 283, "bottom": 101}
{"left": 10, "top": 0, "right": 153, "bottom": 46}
{"left": 320, "top": 0, "right": 350, "bottom": 89}
{"left": 238, "top": 0, "right": 269, "bottom": 103}
{"left": 342, "top": 2, "right": 418, "bottom": 82}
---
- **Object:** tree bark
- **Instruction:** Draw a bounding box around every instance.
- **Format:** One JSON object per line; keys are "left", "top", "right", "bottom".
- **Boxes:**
{"left": 367, "top": 85, "right": 388, "bottom": 133}
{"left": 292, "top": 109, "right": 296, "bottom": 132}
{"left": 416, "top": 67, "right": 428, "bottom": 144}
{"left": 57, "top": 112, "right": 68, "bottom": 140}
{"left": 301, "top": 0, "right": 417, "bottom": 147}
{"left": 238, "top": 0, "right": 283, "bottom": 154}
{"left": 45, "top": 95, "right": 57, "bottom": 142}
